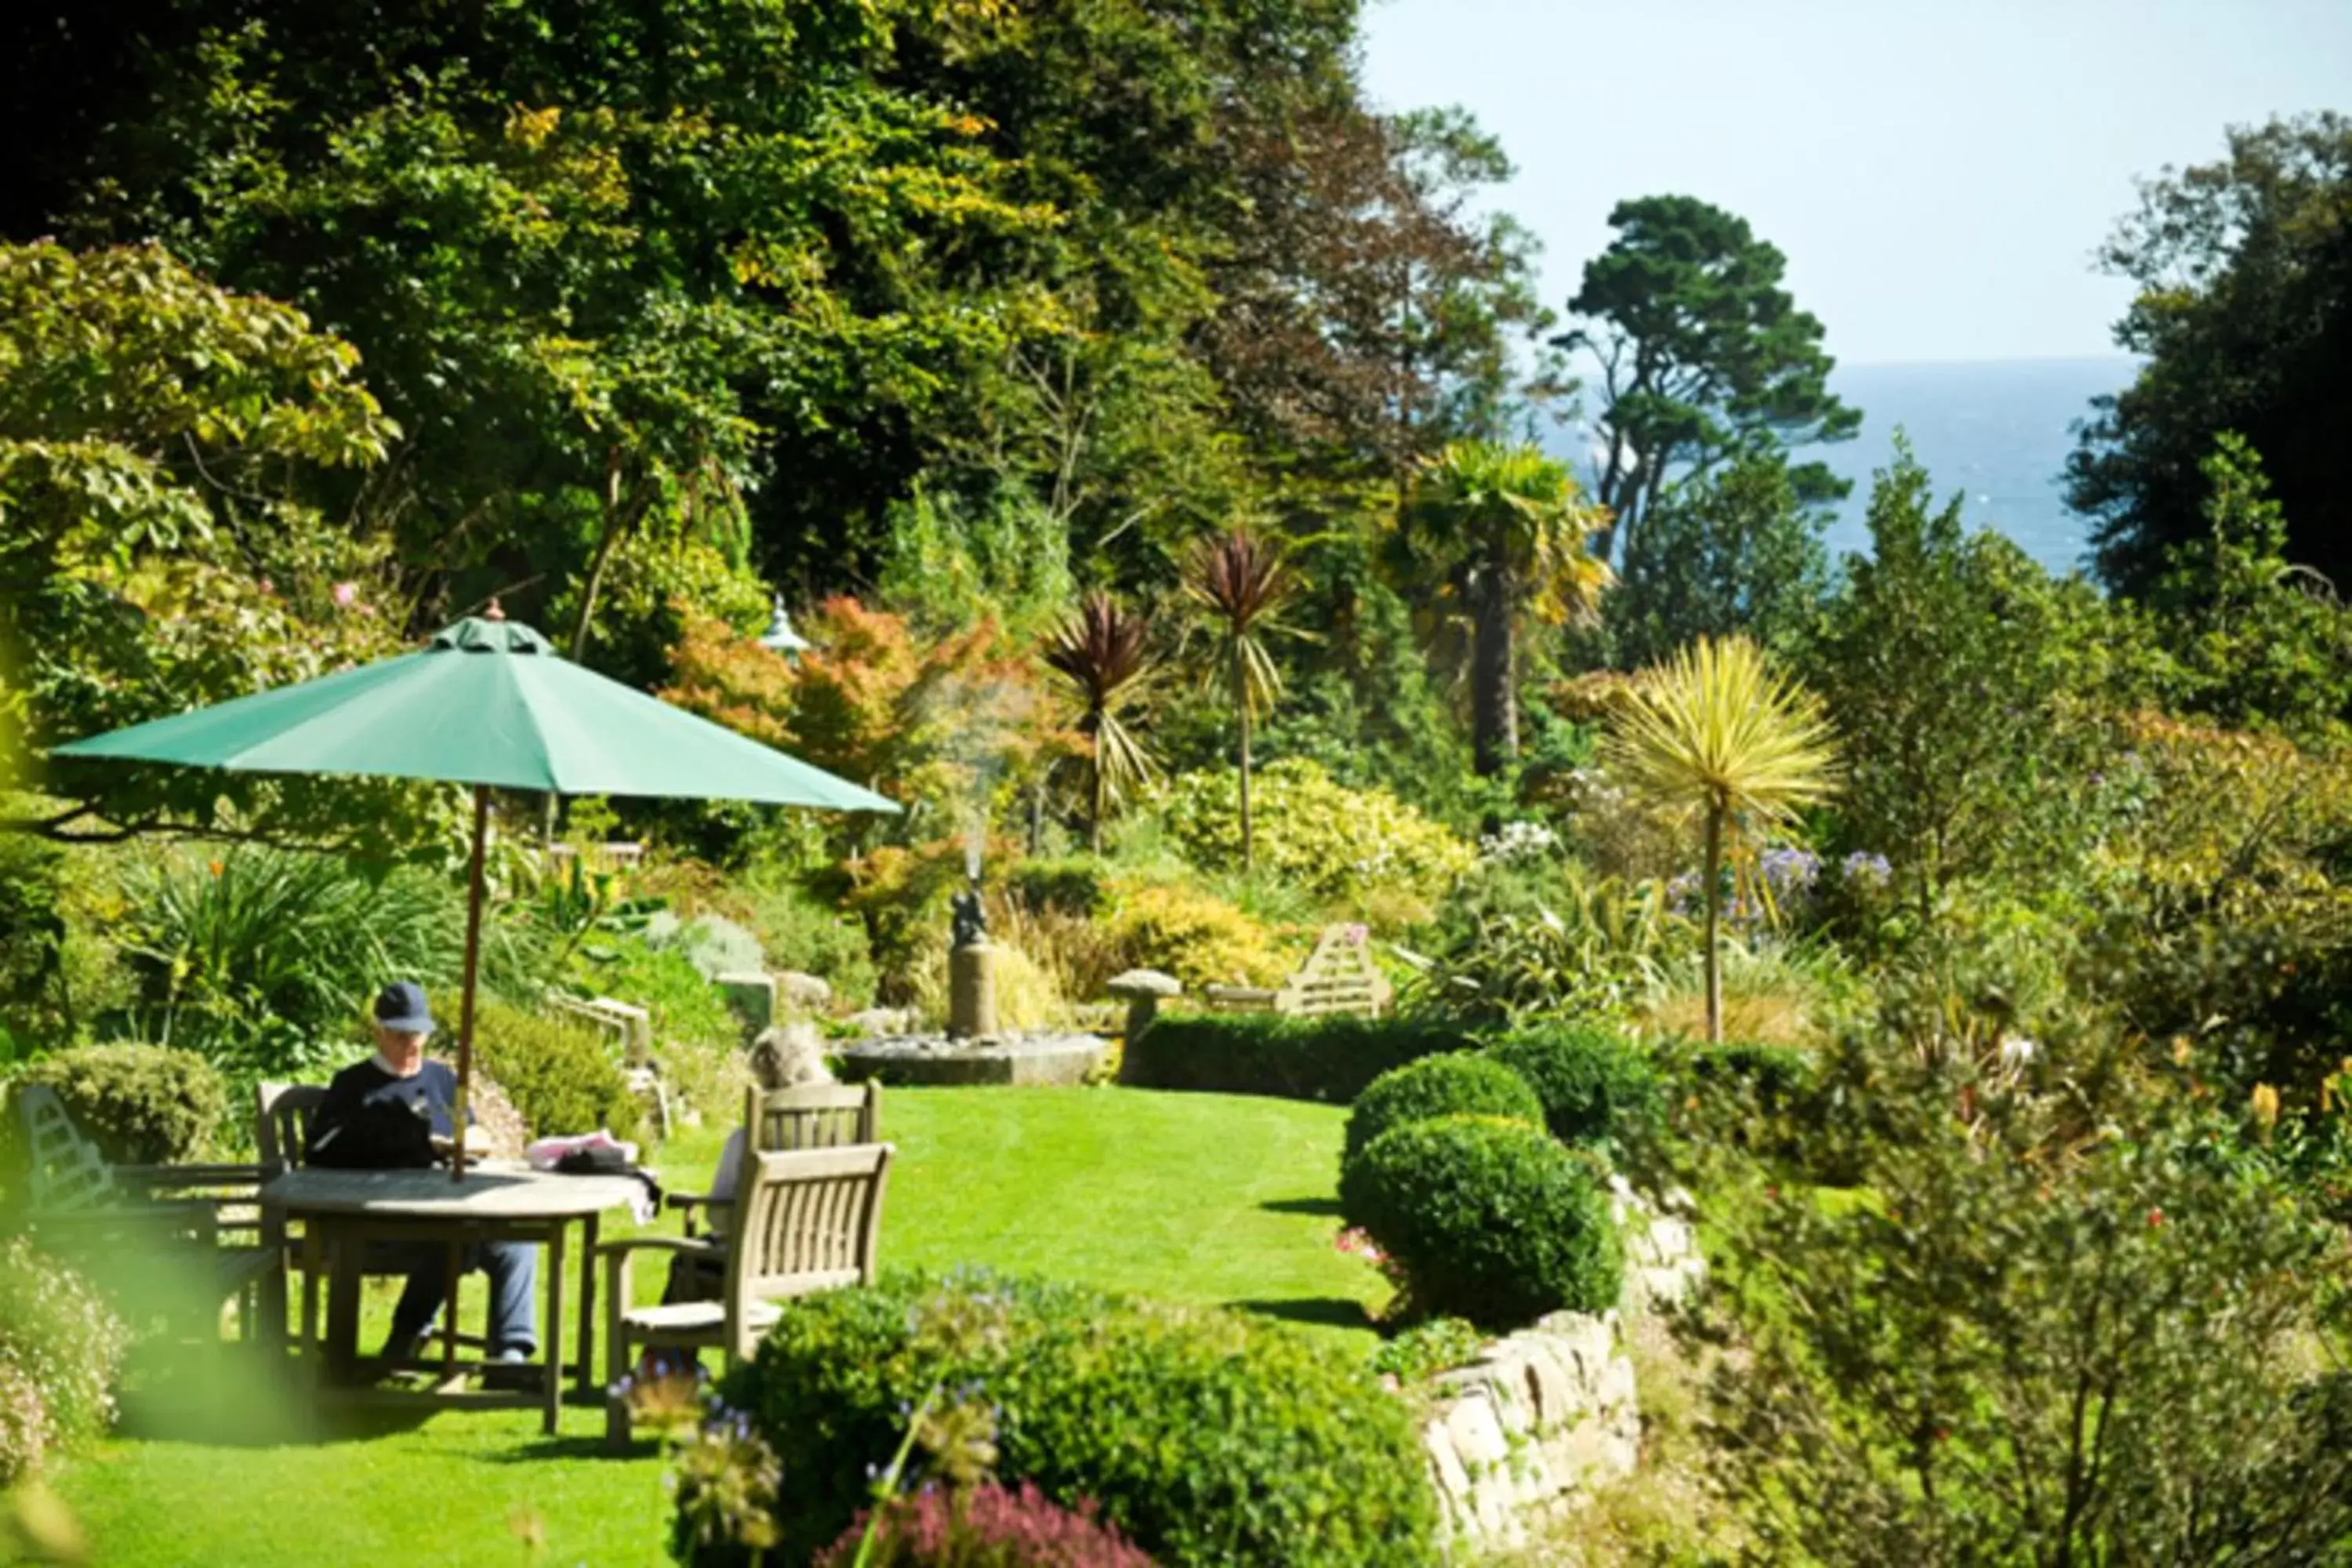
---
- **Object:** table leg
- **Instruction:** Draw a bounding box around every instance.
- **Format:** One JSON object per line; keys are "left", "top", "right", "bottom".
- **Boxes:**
{"left": 300, "top": 1228, "right": 322, "bottom": 1363}
{"left": 543, "top": 1220, "right": 566, "bottom": 1436}
{"left": 441, "top": 1241, "right": 463, "bottom": 1378}
{"left": 324, "top": 1218, "right": 361, "bottom": 1388}
{"left": 577, "top": 1213, "right": 601, "bottom": 1400}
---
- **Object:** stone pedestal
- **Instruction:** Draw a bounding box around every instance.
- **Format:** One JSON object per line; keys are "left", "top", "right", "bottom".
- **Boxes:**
{"left": 948, "top": 940, "right": 998, "bottom": 1040}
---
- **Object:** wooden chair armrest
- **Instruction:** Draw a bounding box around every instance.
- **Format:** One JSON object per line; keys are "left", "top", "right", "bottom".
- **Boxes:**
{"left": 595, "top": 1236, "right": 723, "bottom": 1261}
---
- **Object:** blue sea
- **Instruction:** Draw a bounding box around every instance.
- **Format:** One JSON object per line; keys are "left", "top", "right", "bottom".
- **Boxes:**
{"left": 1548, "top": 357, "right": 2140, "bottom": 578}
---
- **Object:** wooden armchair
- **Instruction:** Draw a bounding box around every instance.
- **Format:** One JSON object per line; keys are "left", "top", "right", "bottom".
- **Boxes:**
{"left": 668, "top": 1082, "right": 881, "bottom": 1240}
{"left": 601, "top": 1143, "right": 892, "bottom": 1449}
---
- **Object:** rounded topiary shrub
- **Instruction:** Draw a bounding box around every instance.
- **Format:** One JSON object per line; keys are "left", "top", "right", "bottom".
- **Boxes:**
{"left": 1342, "top": 1052, "right": 1544, "bottom": 1166}
{"left": 20, "top": 1043, "right": 227, "bottom": 1163}
{"left": 1483, "top": 1024, "right": 1663, "bottom": 1151}
{"left": 471, "top": 1000, "right": 643, "bottom": 1142}
{"left": 713, "top": 1271, "right": 1439, "bottom": 1568}
{"left": 1339, "top": 1116, "right": 1623, "bottom": 1331}
{"left": 816, "top": 1481, "right": 1154, "bottom": 1567}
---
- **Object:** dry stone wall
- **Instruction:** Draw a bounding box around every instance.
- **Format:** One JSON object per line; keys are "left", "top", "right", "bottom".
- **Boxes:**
{"left": 1418, "top": 1181, "right": 1704, "bottom": 1550}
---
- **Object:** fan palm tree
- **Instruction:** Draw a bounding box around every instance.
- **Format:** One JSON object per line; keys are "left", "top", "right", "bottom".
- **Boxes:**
{"left": 1399, "top": 441, "right": 1612, "bottom": 775}
{"left": 1042, "top": 593, "right": 1157, "bottom": 854}
{"left": 1181, "top": 528, "right": 1298, "bottom": 873}
{"left": 1603, "top": 635, "right": 1839, "bottom": 1041}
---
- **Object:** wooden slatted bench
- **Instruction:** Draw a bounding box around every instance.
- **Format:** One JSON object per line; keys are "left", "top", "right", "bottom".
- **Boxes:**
{"left": 1201, "top": 924, "right": 1392, "bottom": 1020}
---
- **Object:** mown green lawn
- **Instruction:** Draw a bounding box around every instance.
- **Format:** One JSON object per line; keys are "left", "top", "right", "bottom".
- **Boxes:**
{"left": 50, "top": 1086, "right": 1377, "bottom": 1568}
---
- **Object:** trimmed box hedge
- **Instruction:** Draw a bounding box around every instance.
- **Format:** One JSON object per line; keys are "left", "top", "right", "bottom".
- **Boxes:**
{"left": 1342, "top": 1053, "right": 1543, "bottom": 1166}
{"left": 1120, "top": 1012, "right": 1476, "bottom": 1103}
{"left": 715, "top": 1269, "right": 1440, "bottom": 1568}
{"left": 1339, "top": 1116, "right": 1623, "bottom": 1330}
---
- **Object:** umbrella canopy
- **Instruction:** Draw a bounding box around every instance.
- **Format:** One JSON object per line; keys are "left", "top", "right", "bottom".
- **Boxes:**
{"left": 54, "top": 612, "right": 895, "bottom": 1182}
{"left": 54, "top": 615, "right": 895, "bottom": 810}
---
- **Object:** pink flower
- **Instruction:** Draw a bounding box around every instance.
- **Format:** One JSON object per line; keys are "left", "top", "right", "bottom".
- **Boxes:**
{"left": 332, "top": 581, "right": 358, "bottom": 608}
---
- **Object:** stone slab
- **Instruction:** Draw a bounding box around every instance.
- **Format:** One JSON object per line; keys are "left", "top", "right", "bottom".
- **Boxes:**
{"left": 836, "top": 1032, "right": 1110, "bottom": 1087}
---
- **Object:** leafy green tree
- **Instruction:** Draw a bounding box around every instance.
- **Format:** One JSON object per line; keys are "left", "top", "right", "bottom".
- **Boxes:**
{"left": 1181, "top": 529, "right": 1299, "bottom": 873}
{"left": 874, "top": 482, "right": 1076, "bottom": 644}
{"left": 1602, "top": 636, "right": 1838, "bottom": 1041}
{"left": 1704, "top": 1036, "right": 2352, "bottom": 1567}
{"left": 1042, "top": 593, "right": 1156, "bottom": 855}
{"left": 0, "top": 239, "right": 437, "bottom": 852}
{"left": 1603, "top": 447, "right": 1831, "bottom": 668}
{"left": 1804, "top": 441, "right": 2127, "bottom": 916}
{"left": 1397, "top": 442, "right": 1610, "bottom": 775}
{"left": 2147, "top": 433, "right": 2352, "bottom": 737}
{"left": 2069, "top": 113, "right": 2352, "bottom": 597}
{"left": 1556, "top": 194, "right": 1860, "bottom": 568}
{"left": 31, "top": 2, "right": 1058, "bottom": 637}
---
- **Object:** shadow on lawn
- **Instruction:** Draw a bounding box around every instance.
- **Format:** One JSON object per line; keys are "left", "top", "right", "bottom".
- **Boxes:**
{"left": 1229, "top": 1296, "right": 1372, "bottom": 1333}
{"left": 118, "top": 1365, "right": 436, "bottom": 1449}
{"left": 1258, "top": 1196, "right": 1343, "bottom": 1218}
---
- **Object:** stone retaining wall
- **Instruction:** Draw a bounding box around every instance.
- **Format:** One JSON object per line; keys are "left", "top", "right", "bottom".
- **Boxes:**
{"left": 1418, "top": 1184, "right": 1704, "bottom": 1550}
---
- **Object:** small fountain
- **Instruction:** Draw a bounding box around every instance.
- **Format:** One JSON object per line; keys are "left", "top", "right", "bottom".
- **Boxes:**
{"left": 837, "top": 824, "right": 1110, "bottom": 1087}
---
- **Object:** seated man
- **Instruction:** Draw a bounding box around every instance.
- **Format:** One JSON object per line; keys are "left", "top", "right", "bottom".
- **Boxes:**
{"left": 305, "top": 981, "right": 539, "bottom": 1367}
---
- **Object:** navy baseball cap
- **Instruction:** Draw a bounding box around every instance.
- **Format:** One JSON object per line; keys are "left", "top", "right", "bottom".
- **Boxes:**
{"left": 372, "top": 981, "right": 435, "bottom": 1035}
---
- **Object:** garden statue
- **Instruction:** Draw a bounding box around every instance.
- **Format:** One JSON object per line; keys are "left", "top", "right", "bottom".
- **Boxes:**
{"left": 951, "top": 884, "right": 988, "bottom": 949}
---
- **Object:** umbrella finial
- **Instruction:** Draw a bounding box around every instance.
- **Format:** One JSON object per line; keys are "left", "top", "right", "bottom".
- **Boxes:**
{"left": 483, "top": 597, "right": 507, "bottom": 622}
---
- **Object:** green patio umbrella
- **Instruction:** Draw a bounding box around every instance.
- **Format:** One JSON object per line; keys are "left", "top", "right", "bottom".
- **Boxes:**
{"left": 54, "top": 611, "right": 897, "bottom": 1178}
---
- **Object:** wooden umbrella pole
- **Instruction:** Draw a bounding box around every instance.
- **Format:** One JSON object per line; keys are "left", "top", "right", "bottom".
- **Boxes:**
{"left": 452, "top": 783, "right": 490, "bottom": 1182}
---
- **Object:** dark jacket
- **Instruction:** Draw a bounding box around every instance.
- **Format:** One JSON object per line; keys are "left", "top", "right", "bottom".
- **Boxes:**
{"left": 303, "top": 1057, "right": 459, "bottom": 1169}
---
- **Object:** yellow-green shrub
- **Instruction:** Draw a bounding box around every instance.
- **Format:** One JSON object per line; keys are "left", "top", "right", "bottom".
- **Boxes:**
{"left": 1161, "top": 760, "right": 1474, "bottom": 910}
{"left": 1102, "top": 883, "right": 1287, "bottom": 990}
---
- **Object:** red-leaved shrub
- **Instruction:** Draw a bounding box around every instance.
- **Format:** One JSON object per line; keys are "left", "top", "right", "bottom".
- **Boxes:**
{"left": 816, "top": 1481, "right": 1153, "bottom": 1568}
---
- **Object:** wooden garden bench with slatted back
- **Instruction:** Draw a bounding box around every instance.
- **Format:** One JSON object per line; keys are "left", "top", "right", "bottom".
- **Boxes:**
{"left": 600, "top": 1142, "right": 893, "bottom": 1449}
{"left": 1201, "top": 924, "right": 1393, "bottom": 1019}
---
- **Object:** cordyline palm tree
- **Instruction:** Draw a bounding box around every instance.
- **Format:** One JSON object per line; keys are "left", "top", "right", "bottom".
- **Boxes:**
{"left": 1042, "top": 592, "right": 1156, "bottom": 855}
{"left": 1603, "top": 635, "right": 1838, "bottom": 1042}
{"left": 1181, "top": 528, "right": 1298, "bottom": 873}
{"left": 1399, "top": 441, "right": 1612, "bottom": 775}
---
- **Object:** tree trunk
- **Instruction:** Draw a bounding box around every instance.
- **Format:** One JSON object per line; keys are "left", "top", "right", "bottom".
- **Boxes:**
{"left": 1088, "top": 733, "right": 1106, "bottom": 856}
{"left": 568, "top": 447, "right": 632, "bottom": 665}
{"left": 1236, "top": 644, "right": 1254, "bottom": 875}
{"left": 1704, "top": 803, "right": 1725, "bottom": 1044}
{"left": 555, "top": 447, "right": 634, "bottom": 840}
{"left": 1470, "top": 557, "right": 1519, "bottom": 776}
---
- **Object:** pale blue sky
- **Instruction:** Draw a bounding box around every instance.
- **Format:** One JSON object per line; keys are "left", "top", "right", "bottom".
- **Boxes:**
{"left": 1360, "top": 0, "right": 2352, "bottom": 364}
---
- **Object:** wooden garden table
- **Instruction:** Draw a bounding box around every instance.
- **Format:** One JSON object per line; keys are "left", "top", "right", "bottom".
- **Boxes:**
{"left": 261, "top": 1163, "right": 644, "bottom": 1433}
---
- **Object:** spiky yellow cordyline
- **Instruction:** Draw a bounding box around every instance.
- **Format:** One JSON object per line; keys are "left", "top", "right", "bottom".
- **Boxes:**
{"left": 1603, "top": 635, "right": 1840, "bottom": 1041}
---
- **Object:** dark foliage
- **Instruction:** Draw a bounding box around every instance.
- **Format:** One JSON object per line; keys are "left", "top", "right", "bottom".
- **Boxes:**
{"left": 1483, "top": 1023, "right": 1663, "bottom": 1152}
{"left": 2069, "top": 114, "right": 2352, "bottom": 597}
{"left": 1120, "top": 1013, "right": 1478, "bottom": 1103}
